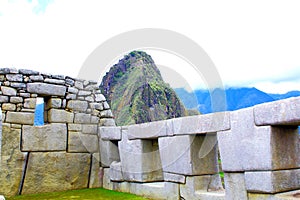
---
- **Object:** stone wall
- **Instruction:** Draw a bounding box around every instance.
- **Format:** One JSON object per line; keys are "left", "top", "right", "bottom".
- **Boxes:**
{"left": 100, "top": 97, "right": 300, "bottom": 200}
{"left": 0, "top": 68, "right": 115, "bottom": 197}
{"left": 1, "top": 67, "right": 300, "bottom": 200}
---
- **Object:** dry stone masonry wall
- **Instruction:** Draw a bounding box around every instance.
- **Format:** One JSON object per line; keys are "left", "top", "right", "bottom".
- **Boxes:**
{"left": 99, "top": 97, "right": 300, "bottom": 200}
{"left": 0, "top": 68, "right": 115, "bottom": 197}
{"left": 1, "top": 67, "right": 300, "bottom": 200}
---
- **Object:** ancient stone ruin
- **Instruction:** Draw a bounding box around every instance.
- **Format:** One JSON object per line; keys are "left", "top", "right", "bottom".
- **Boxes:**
{"left": 0, "top": 68, "right": 300, "bottom": 200}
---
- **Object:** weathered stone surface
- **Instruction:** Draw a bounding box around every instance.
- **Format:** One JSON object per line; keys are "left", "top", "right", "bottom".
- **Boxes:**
{"left": 172, "top": 112, "right": 230, "bottom": 135}
{"left": 75, "top": 80, "right": 84, "bottom": 89}
{"left": 0, "top": 95, "right": 9, "bottom": 103}
{"left": 45, "top": 98, "right": 61, "bottom": 109}
{"left": 0, "top": 68, "right": 10, "bottom": 74}
{"left": 1, "top": 86, "right": 17, "bottom": 96}
{"left": 78, "top": 90, "right": 91, "bottom": 96}
{"left": 218, "top": 108, "right": 300, "bottom": 171}
{"left": 44, "top": 78, "right": 65, "bottom": 85}
{"left": 27, "top": 83, "right": 66, "bottom": 96}
{"left": 163, "top": 172, "right": 185, "bottom": 184}
{"left": 22, "top": 152, "right": 91, "bottom": 194}
{"left": 254, "top": 97, "right": 300, "bottom": 126}
{"left": 6, "top": 74, "right": 23, "bottom": 82}
{"left": 29, "top": 75, "right": 44, "bottom": 81}
{"left": 130, "top": 182, "right": 180, "bottom": 200}
{"left": 68, "top": 123, "right": 82, "bottom": 131}
{"left": 90, "top": 102, "right": 103, "bottom": 110}
{"left": 245, "top": 169, "right": 300, "bottom": 193}
{"left": 24, "top": 98, "right": 36, "bottom": 108}
{"left": 48, "top": 109, "right": 74, "bottom": 123}
{"left": 10, "top": 97, "right": 23, "bottom": 103}
{"left": 0, "top": 125, "right": 26, "bottom": 197}
{"left": 89, "top": 153, "right": 102, "bottom": 188}
{"left": 68, "top": 87, "right": 78, "bottom": 94}
{"left": 95, "top": 94, "right": 106, "bottom": 102}
{"left": 66, "top": 93, "right": 76, "bottom": 100}
{"left": 74, "top": 113, "right": 91, "bottom": 124}
{"left": 194, "top": 191, "right": 225, "bottom": 200}
{"left": 91, "top": 116, "right": 99, "bottom": 124}
{"left": 19, "top": 69, "right": 39, "bottom": 75}
{"left": 22, "top": 124, "right": 67, "bottom": 151}
{"left": 2, "top": 103, "right": 16, "bottom": 111}
{"left": 68, "top": 131, "right": 98, "bottom": 153}
{"left": 100, "top": 110, "right": 113, "bottom": 118}
{"left": 127, "top": 120, "right": 168, "bottom": 140}
{"left": 99, "top": 118, "right": 116, "bottom": 126}
{"left": 224, "top": 173, "right": 247, "bottom": 200}
{"left": 110, "top": 161, "right": 124, "bottom": 181}
{"left": 103, "top": 168, "right": 113, "bottom": 190}
{"left": 99, "top": 127, "right": 122, "bottom": 141}
{"left": 6, "top": 112, "right": 34, "bottom": 125}
{"left": 118, "top": 131, "right": 163, "bottom": 182}
{"left": 99, "top": 139, "right": 120, "bottom": 167}
{"left": 10, "top": 82, "right": 26, "bottom": 88}
{"left": 67, "top": 100, "right": 88, "bottom": 112}
{"left": 180, "top": 175, "right": 224, "bottom": 200}
{"left": 248, "top": 189, "right": 300, "bottom": 200}
{"left": 82, "top": 124, "right": 98, "bottom": 134}
{"left": 159, "top": 135, "right": 218, "bottom": 175}
{"left": 102, "top": 102, "right": 110, "bottom": 110}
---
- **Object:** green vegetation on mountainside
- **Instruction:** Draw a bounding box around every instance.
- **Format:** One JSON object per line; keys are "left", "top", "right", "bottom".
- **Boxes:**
{"left": 100, "top": 51, "right": 189, "bottom": 125}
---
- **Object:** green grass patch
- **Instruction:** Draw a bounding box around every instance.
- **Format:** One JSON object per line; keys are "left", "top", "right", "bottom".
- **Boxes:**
{"left": 7, "top": 188, "right": 151, "bottom": 200}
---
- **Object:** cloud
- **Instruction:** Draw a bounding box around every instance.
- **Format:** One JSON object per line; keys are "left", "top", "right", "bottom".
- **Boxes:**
{"left": 0, "top": 0, "right": 53, "bottom": 16}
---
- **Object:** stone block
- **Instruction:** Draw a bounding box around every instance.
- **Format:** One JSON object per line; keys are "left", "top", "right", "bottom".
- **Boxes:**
{"left": 19, "top": 69, "right": 39, "bottom": 75}
{"left": 44, "top": 78, "right": 65, "bottom": 85}
{"left": 75, "top": 81, "right": 84, "bottom": 89}
{"left": 1, "top": 86, "right": 16, "bottom": 96}
{"left": 163, "top": 172, "right": 185, "bottom": 184}
{"left": 74, "top": 113, "right": 91, "bottom": 124}
{"left": 10, "top": 97, "right": 23, "bottom": 103}
{"left": 218, "top": 108, "right": 300, "bottom": 171}
{"left": 45, "top": 98, "right": 61, "bottom": 109}
{"left": 47, "top": 109, "right": 73, "bottom": 123}
{"left": 254, "top": 97, "right": 300, "bottom": 126}
{"left": 89, "top": 102, "right": 103, "bottom": 110}
{"left": 89, "top": 153, "right": 102, "bottom": 188}
{"left": 27, "top": 83, "right": 66, "bottom": 96}
{"left": 245, "top": 169, "right": 300, "bottom": 193}
{"left": 68, "top": 131, "right": 99, "bottom": 153}
{"left": 130, "top": 182, "right": 180, "bottom": 200}
{"left": 6, "top": 112, "right": 34, "bottom": 125}
{"left": 29, "top": 75, "right": 44, "bottom": 81}
{"left": 22, "top": 152, "right": 91, "bottom": 194}
{"left": 223, "top": 173, "right": 247, "bottom": 200}
{"left": 99, "top": 118, "right": 116, "bottom": 126}
{"left": 127, "top": 120, "right": 168, "bottom": 140}
{"left": 103, "top": 168, "right": 113, "bottom": 190}
{"left": 82, "top": 124, "right": 98, "bottom": 134}
{"left": 100, "top": 110, "right": 113, "bottom": 118}
{"left": 118, "top": 131, "right": 163, "bottom": 182}
{"left": 0, "top": 125, "right": 27, "bottom": 197}
{"left": 159, "top": 135, "right": 218, "bottom": 175}
{"left": 248, "top": 190, "right": 300, "bottom": 200}
{"left": 110, "top": 161, "right": 124, "bottom": 181}
{"left": 0, "top": 95, "right": 9, "bottom": 103}
{"left": 67, "top": 100, "right": 88, "bottom": 112}
{"left": 172, "top": 112, "right": 230, "bottom": 135}
{"left": 100, "top": 126, "right": 122, "bottom": 140}
{"left": 2, "top": 103, "right": 16, "bottom": 111}
{"left": 22, "top": 124, "right": 67, "bottom": 151}
{"left": 10, "top": 82, "right": 26, "bottom": 88}
{"left": 99, "top": 139, "right": 120, "bottom": 167}
{"left": 78, "top": 90, "right": 91, "bottom": 96}
{"left": 68, "top": 87, "right": 78, "bottom": 94}
{"left": 102, "top": 102, "right": 110, "bottom": 110}
{"left": 24, "top": 98, "right": 36, "bottom": 109}
{"left": 95, "top": 94, "right": 106, "bottom": 102}
{"left": 6, "top": 74, "right": 22, "bottom": 82}
{"left": 68, "top": 123, "right": 82, "bottom": 131}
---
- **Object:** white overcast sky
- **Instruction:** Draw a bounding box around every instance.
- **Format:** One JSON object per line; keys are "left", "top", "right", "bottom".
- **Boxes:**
{"left": 0, "top": 0, "right": 300, "bottom": 94}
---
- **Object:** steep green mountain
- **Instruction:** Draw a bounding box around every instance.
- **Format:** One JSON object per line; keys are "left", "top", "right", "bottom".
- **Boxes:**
{"left": 100, "top": 51, "right": 188, "bottom": 126}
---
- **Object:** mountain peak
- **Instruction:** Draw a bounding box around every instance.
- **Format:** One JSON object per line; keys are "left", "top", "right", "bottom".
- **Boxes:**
{"left": 100, "top": 51, "right": 188, "bottom": 125}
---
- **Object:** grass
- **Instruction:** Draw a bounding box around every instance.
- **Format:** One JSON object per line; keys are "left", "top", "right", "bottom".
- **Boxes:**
{"left": 7, "top": 188, "right": 151, "bottom": 200}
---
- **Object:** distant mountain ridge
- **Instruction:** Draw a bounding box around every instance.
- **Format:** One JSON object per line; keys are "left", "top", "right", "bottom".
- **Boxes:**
{"left": 100, "top": 51, "right": 188, "bottom": 126}
{"left": 175, "top": 87, "right": 300, "bottom": 114}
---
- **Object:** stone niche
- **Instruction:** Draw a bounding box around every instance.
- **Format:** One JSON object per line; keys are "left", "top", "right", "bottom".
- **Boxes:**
{"left": 118, "top": 129, "right": 163, "bottom": 182}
